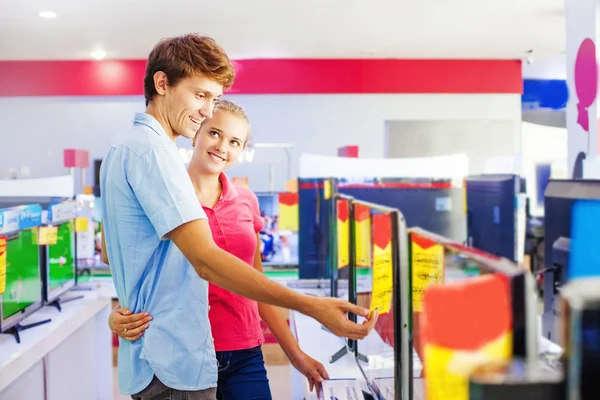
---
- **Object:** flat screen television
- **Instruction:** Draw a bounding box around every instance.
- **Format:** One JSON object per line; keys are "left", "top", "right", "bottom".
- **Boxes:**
{"left": 353, "top": 208, "right": 406, "bottom": 400}
{"left": 542, "top": 179, "right": 600, "bottom": 341}
{"left": 466, "top": 174, "right": 525, "bottom": 262}
{"left": 0, "top": 204, "right": 50, "bottom": 343}
{"left": 42, "top": 220, "right": 77, "bottom": 310}
{"left": 298, "top": 178, "right": 336, "bottom": 281}
{"left": 334, "top": 199, "right": 409, "bottom": 400}
{"left": 404, "top": 228, "right": 537, "bottom": 400}
{"left": 255, "top": 192, "right": 300, "bottom": 268}
{"left": 339, "top": 178, "right": 466, "bottom": 244}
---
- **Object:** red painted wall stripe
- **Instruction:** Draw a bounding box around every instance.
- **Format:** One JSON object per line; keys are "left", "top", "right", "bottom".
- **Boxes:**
{"left": 0, "top": 59, "right": 522, "bottom": 97}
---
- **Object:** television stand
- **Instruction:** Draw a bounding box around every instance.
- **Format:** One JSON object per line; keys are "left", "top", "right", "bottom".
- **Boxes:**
{"left": 321, "top": 326, "right": 368, "bottom": 363}
{"left": 48, "top": 294, "right": 85, "bottom": 312}
{"left": 329, "top": 344, "right": 369, "bottom": 364}
{"left": 4, "top": 319, "right": 52, "bottom": 344}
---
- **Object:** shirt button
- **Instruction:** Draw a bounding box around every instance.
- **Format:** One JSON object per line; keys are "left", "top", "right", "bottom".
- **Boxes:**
{"left": 211, "top": 338, "right": 215, "bottom": 343}
{"left": 208, "top": 306, "right": 211, "bottom": 311}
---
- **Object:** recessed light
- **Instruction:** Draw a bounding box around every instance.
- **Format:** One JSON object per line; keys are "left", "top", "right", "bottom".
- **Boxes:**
{"left": 39, "top": 11, "right": 57, "bottom": 19}
{"left": 91, "top": 49, "right": 107, "bottom": 60}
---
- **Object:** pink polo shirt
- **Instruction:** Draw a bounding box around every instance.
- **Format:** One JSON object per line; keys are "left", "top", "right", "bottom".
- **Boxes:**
{"left": 205, "top": 173, "right": 265, "bottom": 352}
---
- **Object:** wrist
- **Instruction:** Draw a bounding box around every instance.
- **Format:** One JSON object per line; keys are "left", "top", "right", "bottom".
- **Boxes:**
{"left": 285, "top": 345, "right": 304, "bottom": 365}
{"left": 294, "top": 294, "right": 318, "bottom": 317}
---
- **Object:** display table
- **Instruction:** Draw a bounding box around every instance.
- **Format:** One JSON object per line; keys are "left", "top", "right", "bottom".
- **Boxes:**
{"left": 290, "top": 308, "right": 425, "bottom": 400}
{"left": 290, "top": 310, "right": 370, "bottom": 399}
{"left": 0, "top": 291, "right": 112, "bottom": 400}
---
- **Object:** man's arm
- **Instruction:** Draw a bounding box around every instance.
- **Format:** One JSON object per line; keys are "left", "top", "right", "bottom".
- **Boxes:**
{"left": 169, "top": 219, "right": 378, "bottom": 339}
{"left": 101, "top": 223, "right": 109, "bottom": 265}
{"left": 126, "top": 144, "right": 377, "bottom": 340}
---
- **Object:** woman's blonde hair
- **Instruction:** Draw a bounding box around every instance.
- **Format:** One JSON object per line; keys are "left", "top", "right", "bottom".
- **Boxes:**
{"left": 192, "top": 99, "right": 252, "bottom": 147}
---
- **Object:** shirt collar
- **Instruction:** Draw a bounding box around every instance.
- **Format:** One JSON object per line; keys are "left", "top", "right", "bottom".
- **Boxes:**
{"left": 133, "top": 112, "right": 169, "bottom": 138}
{"left": 219, "top": 173, "right": 239, "bottom": 202}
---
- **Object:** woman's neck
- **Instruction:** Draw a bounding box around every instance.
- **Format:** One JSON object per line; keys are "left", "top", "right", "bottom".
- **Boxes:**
{"left": 187, "top": 162, "right": 222, "bottom": 208}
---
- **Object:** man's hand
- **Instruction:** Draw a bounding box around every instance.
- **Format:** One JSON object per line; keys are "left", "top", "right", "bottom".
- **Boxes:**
{"left": 305, "top": 297, "right": 379, "bottom": 340}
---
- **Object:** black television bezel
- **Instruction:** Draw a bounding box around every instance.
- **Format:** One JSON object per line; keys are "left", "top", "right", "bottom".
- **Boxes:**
{"left": 41, "top": 219, "right": 77, "bottom": 306}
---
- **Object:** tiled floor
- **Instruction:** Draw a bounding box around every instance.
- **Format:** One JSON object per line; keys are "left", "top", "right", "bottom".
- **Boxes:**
{"left": 113, "top": 365, "right": 292, "bottom": 400}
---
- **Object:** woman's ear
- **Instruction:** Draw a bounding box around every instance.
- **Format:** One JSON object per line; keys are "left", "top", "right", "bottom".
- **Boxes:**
{"left": 192, "top": 132, "right": 199, "bottom": 147}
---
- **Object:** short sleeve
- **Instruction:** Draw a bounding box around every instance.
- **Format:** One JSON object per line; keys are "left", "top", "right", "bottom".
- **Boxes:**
{"left": 248, "top": 191, "right": 264, "bottom": 234}
{"left": 128, "top": 145, "right": 207, "bottom": 239}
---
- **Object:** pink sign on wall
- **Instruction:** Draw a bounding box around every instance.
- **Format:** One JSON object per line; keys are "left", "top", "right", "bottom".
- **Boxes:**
{"left": 566, "top": 0, "right": 599, "bottom": 178}
{"left": 574, "top": 38, "right": 598, "bottom": 133}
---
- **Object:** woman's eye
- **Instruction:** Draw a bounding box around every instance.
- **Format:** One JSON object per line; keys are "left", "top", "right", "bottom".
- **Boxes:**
{"left": 231, "top": 141, "right": 240, "bottom": 147}
{"left": 196, "top": 93, "right": 206, "bottom": 99}
{"left": 210, "top": 131, "right": 219, "bottom": 137}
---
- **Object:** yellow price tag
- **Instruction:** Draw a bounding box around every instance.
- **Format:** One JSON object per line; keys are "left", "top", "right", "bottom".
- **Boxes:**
{"left": 463, "top": 179, "right": 467, "bottom": 216}
{"left": 38, "top": 226, "right": 59, "bottom": 246}
{"left": 370, "top": 243, "right": 394, "bottom": 315}
{"left": 323, "top": 180, "right": 332, "bottom": 200}
{"left": 336, "top": 200, "right": 349, "bottom": 269}
{"left": 278, "top": 193, "right": 299, "bottom": 232}
{"left": 411, "top": 235, "right": 445, "bottom": 312}
{"left": 75, "top": 217, "right": 89, "bottom": 233}
{"left": 355, "top": 205, "right": 372, "bottom": 267}
{"left": 0, "top": 237, "right": 6, "bottom": 295}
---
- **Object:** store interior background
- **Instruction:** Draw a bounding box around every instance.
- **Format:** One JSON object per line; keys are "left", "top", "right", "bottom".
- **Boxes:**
{"left": 0, "top": 0, "right": 582, "bottom": 399}
{"left": 1, "top": 0, "right": 567, "bottom": 198}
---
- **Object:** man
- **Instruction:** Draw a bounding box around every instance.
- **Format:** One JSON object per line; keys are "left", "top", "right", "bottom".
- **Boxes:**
{"left": 100, "top": 34, "right": 378, "bottom": 400}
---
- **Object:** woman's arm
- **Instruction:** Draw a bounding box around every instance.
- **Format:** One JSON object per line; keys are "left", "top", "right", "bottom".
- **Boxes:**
{"left": 108, "top": 305, "right": 152, "bottom": 341}
{"left": 253, "top": 234, "right": 329, "bottom": 391}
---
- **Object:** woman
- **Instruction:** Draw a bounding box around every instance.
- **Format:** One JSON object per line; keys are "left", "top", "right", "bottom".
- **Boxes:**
{"left": 108, "top": 100, "right": 328, "bottom": 399}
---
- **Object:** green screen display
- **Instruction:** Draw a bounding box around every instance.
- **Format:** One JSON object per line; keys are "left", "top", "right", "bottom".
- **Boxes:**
{"left": 2, "top": 229, "right": 42, "bottom": 319}
{"left": 48, "top": 221, "right": 75, "bottom": 290}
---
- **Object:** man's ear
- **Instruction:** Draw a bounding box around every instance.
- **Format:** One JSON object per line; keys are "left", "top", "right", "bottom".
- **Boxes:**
{"left": 154, "top": 71, "right": 168, "bottom": 97}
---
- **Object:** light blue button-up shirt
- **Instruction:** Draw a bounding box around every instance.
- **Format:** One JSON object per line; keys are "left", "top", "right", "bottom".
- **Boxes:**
{"left": 100, "top": 113, "right": 217, "bottom": 395}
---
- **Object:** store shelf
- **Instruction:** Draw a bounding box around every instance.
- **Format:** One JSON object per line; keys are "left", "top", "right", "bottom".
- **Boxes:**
{"left": 0, "top": 290, "right": 112, "bottom": 399}
{"left": 0, "top": 175, "right": 74, "bottom": 200}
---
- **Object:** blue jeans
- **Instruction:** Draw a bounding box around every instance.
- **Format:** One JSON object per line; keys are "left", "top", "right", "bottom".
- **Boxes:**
{"left": 216, "top": 346, "right": 272, "bottom": 400}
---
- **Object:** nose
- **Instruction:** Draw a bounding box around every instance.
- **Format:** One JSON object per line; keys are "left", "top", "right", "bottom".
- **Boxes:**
{"left": 199, "top": 101, "right": 215, "bottom": 120}
{"left": 214, "top": 140, "right": 226, "bottom": 154}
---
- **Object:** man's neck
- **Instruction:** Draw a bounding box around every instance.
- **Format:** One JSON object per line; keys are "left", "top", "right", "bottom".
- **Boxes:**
{"left": 146, "top": 102, "right": 178, "bottom": 142}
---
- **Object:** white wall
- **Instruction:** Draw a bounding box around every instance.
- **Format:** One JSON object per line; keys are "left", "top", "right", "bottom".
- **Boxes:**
{"left": 385, "top": 120, "right": 519, "bottom": 174}
{"left": 521, "top": 54, "right": 567, "bottom": 80}
{"left": 0, "top": 94, "right": 521, "bottom": 193}
{"left": 385, "top": 119, "right": 569, "bottom": 216}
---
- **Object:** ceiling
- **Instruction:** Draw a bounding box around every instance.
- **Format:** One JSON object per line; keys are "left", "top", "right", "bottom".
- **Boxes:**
{"left": 0, "top": 0, "right": 570, "bottom": 61}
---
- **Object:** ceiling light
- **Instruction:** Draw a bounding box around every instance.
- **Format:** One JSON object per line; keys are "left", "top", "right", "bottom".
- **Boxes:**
{"left": 39, "top": 11, "right": 57, "bottom": 19}
{"left": 91, "top": 49, "right": 107, "bottom": 60}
